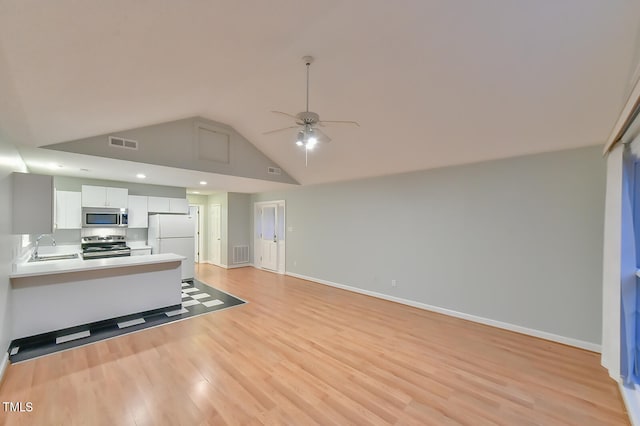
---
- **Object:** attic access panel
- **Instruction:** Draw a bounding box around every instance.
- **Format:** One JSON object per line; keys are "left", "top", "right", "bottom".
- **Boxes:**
{"left": 196, "top": 124, "right": 230, "bottom": 164}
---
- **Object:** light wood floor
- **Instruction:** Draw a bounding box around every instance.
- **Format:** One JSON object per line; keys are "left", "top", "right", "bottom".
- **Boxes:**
{"left": 0, "top": 264, "right": 628, "bottom": 425}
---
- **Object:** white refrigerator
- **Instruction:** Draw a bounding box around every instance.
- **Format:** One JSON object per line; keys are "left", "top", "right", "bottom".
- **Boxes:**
{"left": 148, "top": 214, "right": 195, "bottom": 280}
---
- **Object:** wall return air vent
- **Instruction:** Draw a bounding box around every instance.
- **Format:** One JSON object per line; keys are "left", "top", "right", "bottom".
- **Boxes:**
{"left": 267, "top": 166, "right": 281, "bottom": 175}
{"left": 232, "top": 245, "right": 249, "bottom": 264}
{"left": 108, "top": 136, "right": 139, "bottom": 150}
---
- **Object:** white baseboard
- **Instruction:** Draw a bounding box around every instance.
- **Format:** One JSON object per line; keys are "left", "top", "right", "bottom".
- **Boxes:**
{"left": 620, "top": 382, "right": 640, "bottom": 426}
{"left": 0, "top": 352, "right": 8, "bottom": 386}
{"left": 286, "top": 271, "right": 601, "bottom": 353}
{"left": 227, "top": 263, "right": 250, "bottom": 269}
{"left": 200, "top": 260, "right": 249, "bottom": 270}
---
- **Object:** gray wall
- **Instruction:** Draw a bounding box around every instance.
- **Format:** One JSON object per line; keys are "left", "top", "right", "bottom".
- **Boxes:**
{"left": 188, "top": 192, "right": 251, "bottom": 266}
{"left": 227, "top": 193, "right": 251, "bottom": 264}
{"left": 45, "top": 117, "right": 297, "bottom": 185}
{"left": 54, "top": 176, "right": 186, "bottom": 198}
{"left": 252, "top": 145, "right": 606, "bottom": 345}
{"left": 0, "top": 138, "right": 29, "bottom": 354}
{"left": 38, "top": 176, "right": 187, "bottom": 247}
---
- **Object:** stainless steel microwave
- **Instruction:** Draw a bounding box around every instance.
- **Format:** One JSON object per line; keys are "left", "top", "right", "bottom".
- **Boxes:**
{"left": 81, "top": 207, "right": 128, "bottom": 228}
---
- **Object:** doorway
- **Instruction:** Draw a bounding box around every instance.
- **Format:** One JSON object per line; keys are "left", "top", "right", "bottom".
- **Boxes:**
{"left": 254, "top": 200, "right": 285, "bottom": 273}
{"left": 209, "top": 203, "right": 222, "bottom": 266}
{"left": 188, "top": 205, "right": 203, "bottom": 263}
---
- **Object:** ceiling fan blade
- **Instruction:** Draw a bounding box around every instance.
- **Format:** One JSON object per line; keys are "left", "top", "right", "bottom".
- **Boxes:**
{"left": 262, "top": 125, "right": 299, "bottom": 135}
{"left": 270, "top": 111, "right": 299, "bottom": 121}
{"left": 314, "top": 127, "right": 332, "bottom": 144}
{"left": 317, "top": 120, "right": 360, "bottom": 128}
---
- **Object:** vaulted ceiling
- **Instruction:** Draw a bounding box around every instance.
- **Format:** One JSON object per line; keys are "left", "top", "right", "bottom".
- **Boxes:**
{"left": 1, "top": 1, "right": 639, "bottom": 190}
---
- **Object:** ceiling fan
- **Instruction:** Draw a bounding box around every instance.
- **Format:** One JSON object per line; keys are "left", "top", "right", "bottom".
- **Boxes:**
{"left": 263, "top": 56, "right": 359, "bottom": 165}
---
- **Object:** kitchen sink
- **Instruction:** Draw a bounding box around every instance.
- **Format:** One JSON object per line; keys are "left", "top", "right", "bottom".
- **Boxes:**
{"left": 28, "top": 253, "right": 79, "bottom": 262}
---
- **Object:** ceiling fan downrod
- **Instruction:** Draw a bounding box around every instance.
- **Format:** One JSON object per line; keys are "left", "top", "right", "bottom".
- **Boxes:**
{"left": 303, "top": 56, "right": 313, "bottom": 113}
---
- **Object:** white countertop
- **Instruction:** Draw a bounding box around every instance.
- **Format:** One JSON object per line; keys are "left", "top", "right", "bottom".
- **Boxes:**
{"left": 10, "top": 253, "right": 185, "bottom": 279}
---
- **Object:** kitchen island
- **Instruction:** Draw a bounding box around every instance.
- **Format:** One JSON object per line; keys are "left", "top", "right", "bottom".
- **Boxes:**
{"left": 10, "top": 253, "right": 184, "bottom": 339}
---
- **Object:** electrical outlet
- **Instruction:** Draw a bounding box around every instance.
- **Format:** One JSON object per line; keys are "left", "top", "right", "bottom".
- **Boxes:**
{"left": 391, "top": 279, "right": 397, "bottom": 287}
{"left": 294, "top": 260, "right": 297, "bottom": 266}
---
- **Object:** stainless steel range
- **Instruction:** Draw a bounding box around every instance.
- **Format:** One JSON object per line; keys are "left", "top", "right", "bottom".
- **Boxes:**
{"left": 81, "top": 235, "right": 131, "bottom": 259}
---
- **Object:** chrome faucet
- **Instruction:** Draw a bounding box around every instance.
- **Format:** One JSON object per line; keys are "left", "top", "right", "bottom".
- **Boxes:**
{"left": 32, "top": 234, "right": 56, "bottom": 260}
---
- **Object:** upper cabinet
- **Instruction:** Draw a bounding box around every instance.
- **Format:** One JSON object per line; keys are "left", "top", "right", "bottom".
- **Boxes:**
{"left": 81, "top": 185, "right": 128, "bottom": 208}
{"left": 148, "top": 196, "right": 189, "bottom": 214}
{"left": 128, "top": 195, "right": 148, "bottom": 228}
{"left": 169, "top": 198, "right": 189, "bottom": 214}
{"left": 12, "top": 173, "right": 53, "bottom": 235}
{"left": 55, "top": 190, "right": 82, "bottom": 229}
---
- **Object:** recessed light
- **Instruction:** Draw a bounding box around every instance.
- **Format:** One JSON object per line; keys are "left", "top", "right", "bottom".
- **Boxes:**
{"left": 136, "top": 173, "right": 146, "bottom": 179}
{"left": 192, "top": 191, "right": 200, "bottom": 194}
{"left": 199, "top": 181, "right": 207, "bottom": 185}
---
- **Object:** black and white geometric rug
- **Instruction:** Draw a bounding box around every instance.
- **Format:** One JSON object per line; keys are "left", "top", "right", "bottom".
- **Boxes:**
{"left": 7, "top": 280, "right": 245, "bottom": 363}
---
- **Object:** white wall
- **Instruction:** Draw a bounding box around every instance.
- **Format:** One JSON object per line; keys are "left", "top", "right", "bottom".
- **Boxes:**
{"left": 0, "top": 139, "right": 28, "bottom": 354}
{"left": 252, "top": 146, "right": 606, "bottom": 346}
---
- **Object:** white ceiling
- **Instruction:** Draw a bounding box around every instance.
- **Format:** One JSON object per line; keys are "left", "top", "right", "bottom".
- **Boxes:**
{"left": 1, "top": 0, "right": 639, "bottom": 190}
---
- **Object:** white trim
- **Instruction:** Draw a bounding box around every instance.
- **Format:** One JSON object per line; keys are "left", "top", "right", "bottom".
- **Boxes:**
{"left": 0, "top": 352, "right": 8, "bottom": 385}
{"left": 208, "top": 203, "right": 222, "bottom": 266}
{"left": 189, "top": 203, "right": 205, "bottom": 263}
{"left": 253, "top": 200, "right": 286, "bottom": 274}
{"left": 620, "top": 382, "right": 640, "bottom": 426}
{"left": 286, "top": 271, "right": 601, "bottom": 353}
{"left": 602, "top": 144, "right": 625, "bottom": 378}
{"left": 201, "top": 260, "right": 249, "bottom": 270}
{"left": 605, "top": 72, "right": 640, "bottom": 153}
{"left": 227, "top": 263, "right": 250, "bottom": 269}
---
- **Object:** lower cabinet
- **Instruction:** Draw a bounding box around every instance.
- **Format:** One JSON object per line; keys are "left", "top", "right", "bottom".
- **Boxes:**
{"left": 131, "top": 247, "right": 152, "bottom": 256}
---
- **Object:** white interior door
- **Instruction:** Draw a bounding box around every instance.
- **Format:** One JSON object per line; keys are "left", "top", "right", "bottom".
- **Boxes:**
{"left": 209, "top": 204, "right": 221, "bottom": 266}
{"left": 189, "top": 205, "right": 200, "bottom": 263}
{"left": 260, "top": 205, "right": 278, "bottom": 271}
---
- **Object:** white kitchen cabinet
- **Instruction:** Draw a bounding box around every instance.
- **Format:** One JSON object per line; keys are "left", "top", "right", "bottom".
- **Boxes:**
{"left": 131, "top": 247, "right": 152, "bottom": 256}
{"left": 128, "top": 195, "right": 148, "bottom": 228}
{"left": 12, "top": 173, "right": 53, "bottom": 235}
{"left": 147, "top": 196, "right": 171, "bottom": 213}
{"left": 55, "top": 190, "right": 81, "bottom": 229}
{"left": 169, "top": 198, "right": 189, "bottom": 214}
{"left": 81, "top": 185, "right": 128, "bottom": 208}
{"left": 148, "top": 196, "right": 189, "bottom": 214}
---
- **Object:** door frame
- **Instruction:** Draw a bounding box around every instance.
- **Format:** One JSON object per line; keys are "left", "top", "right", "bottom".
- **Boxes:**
{"left": 209, "top": 203, "right": 222, "bottom": 267}
{"left": 254, "top": 200, "right": 286, "bottom": 274}
{"left": 188, "top": 204, "right": 204, "bottom": 263}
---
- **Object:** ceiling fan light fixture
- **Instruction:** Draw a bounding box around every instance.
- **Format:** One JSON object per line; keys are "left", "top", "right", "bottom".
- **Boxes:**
{"left": 307, "top": 136, "right": 317, "bottom": 146}
{"left": 264, "top": 55, "right": 359, "bottom": 165}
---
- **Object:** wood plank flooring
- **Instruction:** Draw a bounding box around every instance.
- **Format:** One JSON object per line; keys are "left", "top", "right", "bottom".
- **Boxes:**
{"left": 0, "top": 264, "right": 629, "bottom": 425}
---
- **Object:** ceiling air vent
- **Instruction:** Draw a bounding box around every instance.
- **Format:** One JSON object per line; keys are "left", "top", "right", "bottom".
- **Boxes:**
{"left": 267, "top": 166, "right": 281, "bottom": 175}
{"left": 108, "top": 136, "right": 139, "bottom": 150}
